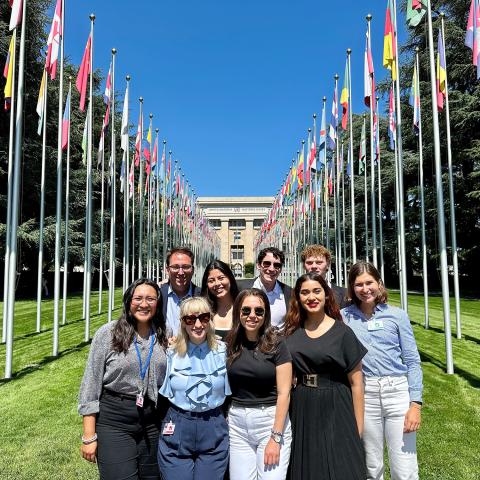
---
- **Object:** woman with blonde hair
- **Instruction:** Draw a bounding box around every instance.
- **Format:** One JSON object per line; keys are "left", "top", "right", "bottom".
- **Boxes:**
{"left": 157, "top": 296, "right": 231, "bottom": 480}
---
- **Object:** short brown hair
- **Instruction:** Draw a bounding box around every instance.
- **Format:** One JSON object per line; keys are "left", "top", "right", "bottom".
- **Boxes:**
{"left": 300, "top": 245, "right": 331, "bottom": 265}
{"left": 166, "top": 246, "right": 194, "bottom": 266}
{"left": 347, "top": 261, "right": 388, "bottom": 307}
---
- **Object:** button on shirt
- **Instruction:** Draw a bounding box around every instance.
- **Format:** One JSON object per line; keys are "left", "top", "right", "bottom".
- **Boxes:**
{"left": 341, "top": 303, "right": 423, "bottom": 402}
{"left": 253, "top": 278, "right": 286, "bottom": 329}
{"left": 160, "top": 340, "right": 231, "bottom": 412}
{"left": 166, "top": 284, "right": 193, "bottom": 337}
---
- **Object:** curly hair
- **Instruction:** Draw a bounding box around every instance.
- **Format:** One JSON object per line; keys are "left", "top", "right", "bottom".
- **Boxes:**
{"left": 200, "top": 260, "right": 239, "bottom": 313}
{"left": 112, "top": 278, "right": 166, "bottom": 353}
{"left": 283, "top": 273, "right": 342, "bottom": 337}
{"left": 347, "top": 261, "right": 388, "bottom": 307}
{"left": 300, "top": 244, "right": 331, "bottom": 265}
{"left": 226, "top": 288, "right": 278, "bottom": 366}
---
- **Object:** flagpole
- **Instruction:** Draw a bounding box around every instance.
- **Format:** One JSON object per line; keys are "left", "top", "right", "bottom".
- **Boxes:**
{"left": 52, "top": 0, "right": 65, "bottom": 356}
{"left": 341, "top": 142, "right": 347, "bottom": 285}
{"left": 426, "top": 0, "right": 453, "bottom": 373}
{"left": 147, "top": 113, "right": 153, "bottom": 278}
{"left": 366, "top": 15, "right": 378, "bottom": 267}
{"left": 155, "top": 128, "right": 160, "bottom": 282}
{"left": 392, "top": 0, "right": 408, "bottom": 311}
{"left": 138, "top": 97, "right": 144, "bottom": 277}
{"left": 61, "top": 78, "right": 72, "bottom": 325}
{"left": 440, "top": 13, "right": 461, "bottom": 338}
{"left": 413, "top": 49, "right": 429, "bottom": 329}
{"left": 362, "top": 113, "right": 369, "bottom": 262}
{"left": 376, "top": 96, "right": 385, "bottom": 280}
{"left": 84, "top": 13, "right": 95, "bottom": 341}
{"left": 123, "top": 74, "right": 130, "bottom": 293}
{"left": 4, "top": 0, "right": 27, "bottom": 378}
{"left": 162, "top": 140, "right": 167, "bottom": 278}
{"left": 36, "top": 69, "right": 47, "bottom": 334}
{"left": 347, "top": 49, "right": 356, "bottom": 263}
{"left": 108, "top": 48, "right": 117, "bottom": 322}
{"left": 98, "top": 125, "right": 105, "bottom": 314}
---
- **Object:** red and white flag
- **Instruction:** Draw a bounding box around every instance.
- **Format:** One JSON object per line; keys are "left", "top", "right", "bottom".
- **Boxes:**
{"left": 45, "top": 0, "right": 62, "bottom": 79}
{"left": 134, "top": 112, "right": 142, "bottom": 167}
{"left": 76, "top": 34, "right": 92, "bottom": 111}
{"left": 9, "top": 0, "right": 23, "bottom": 31}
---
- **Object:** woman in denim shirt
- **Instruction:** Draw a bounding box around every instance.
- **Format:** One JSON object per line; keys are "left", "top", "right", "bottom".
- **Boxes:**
{"left": 341, "top": 262, "right": 423, "bottom": 480}
{"left": 158, "top": 296, "right": 231, "bottom": 480}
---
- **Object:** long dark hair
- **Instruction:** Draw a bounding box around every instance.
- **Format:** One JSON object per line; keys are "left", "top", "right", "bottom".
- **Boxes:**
{"left": 112, "top": 278, "right": 166, "bottom": 353}
{"left": 226, "top": 288, "right": 277, "bottom": 366}
{"left": 201, "top": 260, "right": 239, "bottom": 312}
{"left": 347, "top": 261, "right": 388, "bottom": 307}
{"left": 283, "top": 273, "right": 341, "bottom": 337}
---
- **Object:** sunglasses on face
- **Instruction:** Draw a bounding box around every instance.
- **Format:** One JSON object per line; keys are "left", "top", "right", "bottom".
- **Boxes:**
{"left": 261, "top": 260, "right": 282, "bottom": 270}
{"left": 182, "top": 312, "right": 211, "bottom": 325}
{"left": 240, "top": 306, "right": 265, "bottom": 317}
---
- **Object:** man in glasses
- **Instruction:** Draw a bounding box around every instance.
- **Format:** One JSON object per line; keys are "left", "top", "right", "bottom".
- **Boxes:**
{"left": 160, "top": 246, "right": 201, "bottom": 337}
{"left": 301, "top": 244, "right": 348, "bottom": 308}
{"left": 238, "top": 247, "right": 291, "bottom": 329}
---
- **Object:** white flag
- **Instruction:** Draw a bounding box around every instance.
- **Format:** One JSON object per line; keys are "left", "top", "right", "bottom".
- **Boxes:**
{"left": 121, "top": 83, "right": 129, "bottom": 151}
{"left": 36, "top": 69, "right": 47, "bottom": 136}
{"left": 9, "top": 0, "right": 23, "bottom": 31}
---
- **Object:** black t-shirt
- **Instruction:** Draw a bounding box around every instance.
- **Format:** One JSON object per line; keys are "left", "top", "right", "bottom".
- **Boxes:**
{"left": 227, "top": 338, "right": 292, "bottom": 407}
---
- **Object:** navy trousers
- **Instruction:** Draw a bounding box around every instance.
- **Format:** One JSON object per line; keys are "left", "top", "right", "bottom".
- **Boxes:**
{"left": 158, "top": 403, "right": 229, "bottom": 480}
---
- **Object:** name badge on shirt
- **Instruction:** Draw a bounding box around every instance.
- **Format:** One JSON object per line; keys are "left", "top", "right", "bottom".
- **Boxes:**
{"left": 162, "top": 421, "right": 175, "bottom": 436}
{"left": 367, "top": 319, "right": 384, "bottom": 331}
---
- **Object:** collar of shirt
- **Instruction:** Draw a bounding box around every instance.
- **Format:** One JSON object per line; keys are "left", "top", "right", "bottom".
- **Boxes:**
{"left": 187, "top": 340, "right": 209, "bottom": 356}
{"left": 253, "top": 277, "right": 282, "bottom": 298}
{"left": 346, "top": 302, "right": 388, "bottom": 320}
{"left": 168, "top": 283, "right": 193, "bottom": 303}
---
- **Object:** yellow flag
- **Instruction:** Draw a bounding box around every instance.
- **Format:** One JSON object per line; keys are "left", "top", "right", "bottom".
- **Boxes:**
{"left": 4, "top": 33, "right": 15, "bottom": 110}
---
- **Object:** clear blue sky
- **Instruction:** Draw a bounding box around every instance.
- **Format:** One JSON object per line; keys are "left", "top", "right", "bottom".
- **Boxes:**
{"left": 63, "top": 0, "right": 408, "bottom": 197}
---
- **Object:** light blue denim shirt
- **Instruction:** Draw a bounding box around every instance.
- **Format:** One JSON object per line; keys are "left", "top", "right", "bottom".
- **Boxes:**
{"left": 159, "top": 340, "right": 231, "bottom": 412}
{"left": 341, "top": 303, "right": 423, "bottom": 402}
{"left": 166, "top": 284, "right": 193, "bottom": 337}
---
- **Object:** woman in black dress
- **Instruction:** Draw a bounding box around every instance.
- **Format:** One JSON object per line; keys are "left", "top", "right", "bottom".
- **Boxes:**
{"left": 283, "top": 272, "right": 367, "bottom": 480}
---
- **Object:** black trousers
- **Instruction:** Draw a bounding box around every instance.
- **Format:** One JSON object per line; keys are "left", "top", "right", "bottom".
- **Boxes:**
{"left": 96, "top": 390, "right": 163, "bottom": 480}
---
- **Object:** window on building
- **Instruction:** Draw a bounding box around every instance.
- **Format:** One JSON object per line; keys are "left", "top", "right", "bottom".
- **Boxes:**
{"left": 209, "top": 219, "right": 221, "bottom": 229}
{"left": 253, "top": 219, "right": 264, "bottom": 229}
{"left": 231, "top": 245, "right": 244, "bottom": 261}
{"left": 229, "top": 219, "right": 245, "bottom": 229}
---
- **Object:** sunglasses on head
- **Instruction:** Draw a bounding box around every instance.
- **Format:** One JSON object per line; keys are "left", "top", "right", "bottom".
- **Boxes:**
{"left": 261, "top": 260, "right": 282, "bottom": 270}
{"left": 240, "top": 306, "right": 265, "bottom": 317}
{"left": 182, "top": 313, "right": 211, "bottom": 326}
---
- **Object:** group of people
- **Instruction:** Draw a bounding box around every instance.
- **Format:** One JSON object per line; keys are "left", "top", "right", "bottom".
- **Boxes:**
{"left": 78, "top": 244, "right": 423, "bottom": 480}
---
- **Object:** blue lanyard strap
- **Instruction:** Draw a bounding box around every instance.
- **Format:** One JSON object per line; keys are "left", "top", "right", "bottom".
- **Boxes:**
{"left": 134, "top": 329, "right": 155, "bottom": 381}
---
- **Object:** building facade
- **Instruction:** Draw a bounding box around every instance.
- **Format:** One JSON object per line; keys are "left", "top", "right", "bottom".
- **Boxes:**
{"left": 196, "top": 197, "right": 274, "bottom": 277}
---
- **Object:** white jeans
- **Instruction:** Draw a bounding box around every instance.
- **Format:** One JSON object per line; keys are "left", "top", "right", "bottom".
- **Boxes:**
{"left": 228, "top": 404, "right": 292, "bottom": 480}
{"left": 363, "top": 375, "right": 419, "bottom": 480}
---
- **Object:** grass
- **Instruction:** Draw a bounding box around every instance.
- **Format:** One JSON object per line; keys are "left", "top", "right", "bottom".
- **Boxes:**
{"left": 0, "top": 290, "right": 479, "bottom": 479}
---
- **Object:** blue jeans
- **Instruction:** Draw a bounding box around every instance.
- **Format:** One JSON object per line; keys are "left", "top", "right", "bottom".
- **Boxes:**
{"left": 157, "top": 404, "right": 229, "bottom": 480}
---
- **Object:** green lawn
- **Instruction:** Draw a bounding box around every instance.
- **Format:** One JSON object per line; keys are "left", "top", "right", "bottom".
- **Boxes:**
{"left": 0, "top": 290, "right": 479, "bottom": 479}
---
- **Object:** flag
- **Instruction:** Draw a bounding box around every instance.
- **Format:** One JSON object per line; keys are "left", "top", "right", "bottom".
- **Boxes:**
{"left": 437, "top": 28, "right": 447, "bottom": 111}
{"left": 97, "top": 129, "right": 105, "bottom": 169}
{"left": 409, "top": 62, "right": 420, "bottom": 133}
{"left": 36, "top": 69, "right": 47, "bottom": 135}
{"left": 120, "top": 151, "right": 126, "bottom": 193}
{"left": 81, "top": 106, "right": 88, "bottom": 165}
{"left": 45, "top": 0, "right": 62, "bottom": 80}
{"left": 306, "top": 138, "right": 316, "bottom": 184}
{"left": 346, "top": 144, "right": 352, "bottom": 178}
{"left": 406, "top": 0, "right": 427, "bottom": 27}
{"left": 364, "top": 27, "right": 375, "bottom": 107}
{"left": 297, "top": 148, "right": 304, "bottom": 189}
{"left": 143, "top": 124, "right": 152, "bottom": 162}
{"left": 76, "top": 34, "right": 91, "bottom": 111}
{"left": 388, "top": 86, "right": 396, "bottom": 150}
{"left": 319, "top": 102, "right": 327, "bottom": 166}
{"left": 3, "top": 33, "right": 15, "bottom": 111}
{"left": 359, "top": 119, "right": 366, "bottom": 175}
{"left": 466, "top": 0, "right": 480, "bottom": 78}
{"left": 9, "top": 0, "right": 22, "bottom": 31}
{"left": 134, "top": 112, "right": 142, "bottom": 167}
{"left": 383, "top": 0, "right": 397, "bottom": 81}
{"left": 152, "top": 136, "right": 158, "bottom": 169}
{"left": 373, "top": 109, "right": 380, "bottom": 163}
{"left": 128, "top": 158, "right": 135, "bottom": 198}
{"left": 340, "top": 59, "right": 349, "bottom": 130}
{"left": 328, "top": 84, "right": 338, "bottom": 150}
{"left": 61, "top": 90, "right": 71, "bottom": 150}
{"left": 121, "top": 83, "right": 129, "bottom": 151}
{"left": 103, "top": 63, "right": 112, "bottom": 104}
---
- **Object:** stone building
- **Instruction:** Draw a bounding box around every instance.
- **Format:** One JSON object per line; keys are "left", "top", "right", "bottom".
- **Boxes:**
{"left": 196, "top": 197, "right": 274, "bottom": 277}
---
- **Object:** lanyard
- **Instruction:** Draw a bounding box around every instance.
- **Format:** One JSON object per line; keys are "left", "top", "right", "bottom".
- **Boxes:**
{"left": 134, "top": 329, "right": 155, "bottom": 382}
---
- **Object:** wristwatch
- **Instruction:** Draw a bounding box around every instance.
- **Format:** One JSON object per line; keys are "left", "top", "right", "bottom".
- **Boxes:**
{"left": 271, "top": 429, "right": 283, "bottom": 444}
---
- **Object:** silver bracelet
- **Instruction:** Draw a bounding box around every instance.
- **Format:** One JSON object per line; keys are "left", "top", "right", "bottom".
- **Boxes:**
{"left": 81, "top": 433, "right": 98, "bottom": 445}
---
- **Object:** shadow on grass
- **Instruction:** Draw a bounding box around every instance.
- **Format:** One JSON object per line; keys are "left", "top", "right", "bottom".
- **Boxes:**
{"left": 419, "top": 350, "right": 480, "bottom": 389}
{"left": 0, "top": 340, "right": 92, "bottom": 386}
{"left": 412, "top": 320, "right": 480, "bottom": 346}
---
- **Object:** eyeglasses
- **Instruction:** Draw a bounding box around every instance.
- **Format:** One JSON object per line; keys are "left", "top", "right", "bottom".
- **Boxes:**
{"left": 240, "top": 306, "right": 265, "bottom": 317}
{"left": 261, "top": 260, "right": 282, "bottom": 270}
{"left": 131, "top": 296, "right": 158, "bottom": 305}
{"left": 182, "top": 313, "right": 211, "bottom": 325}
{"left": 168, "top": 264, "right": 193, "bottom": 272}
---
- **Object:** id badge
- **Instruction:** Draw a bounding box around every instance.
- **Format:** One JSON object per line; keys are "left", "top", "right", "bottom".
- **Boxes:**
{"left": 136, "top": 393, "right": 144, "bottom": 407}
{"left": 162, "top": 421, "right": 175, "bottom": 435}
{"left": 367, "top": 319, "right": 384, "bottom": 331}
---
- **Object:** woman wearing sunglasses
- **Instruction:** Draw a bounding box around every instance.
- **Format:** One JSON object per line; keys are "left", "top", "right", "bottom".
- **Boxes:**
{"left": 158, "top": 296, "right": 231, "bottom": 480}
{"left": 201, "top": 260, "right": 239, "bottom": 340}
{"left": 284, "top": 272, "right": 367, "bottom": 480}
{"left": 78, "top": 278, "right": 167, "bottom": 479}
{"left": 226, "top": 288, "right": 292, "bottom": 480}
